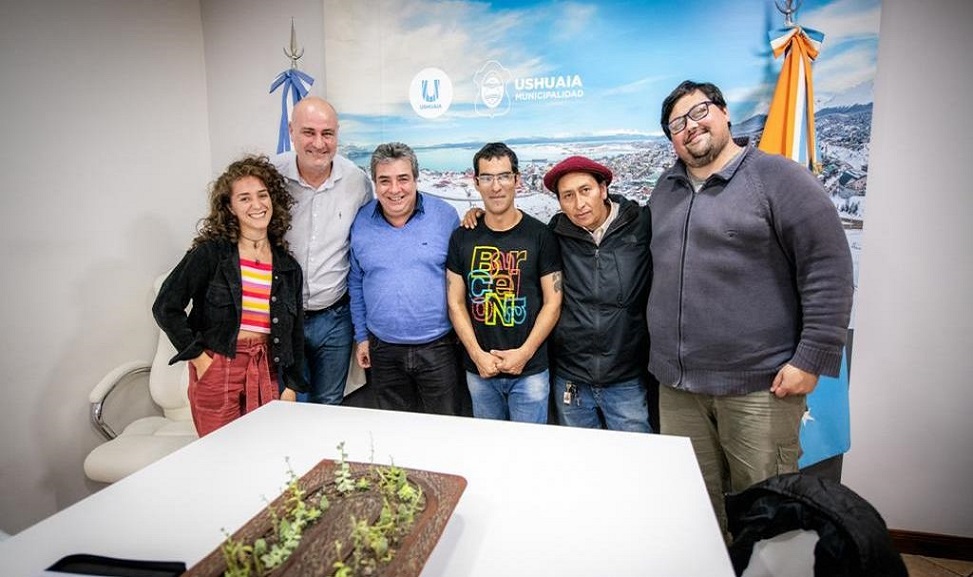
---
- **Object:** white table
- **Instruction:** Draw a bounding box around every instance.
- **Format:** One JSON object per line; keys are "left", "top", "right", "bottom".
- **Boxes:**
{"left": 0, "top": 402, "right": 734, "bottom": 576}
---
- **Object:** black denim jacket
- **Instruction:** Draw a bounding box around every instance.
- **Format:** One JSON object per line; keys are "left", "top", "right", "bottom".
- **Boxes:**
{"left": 152, "top": 238, "right": 307, "bottom": 393}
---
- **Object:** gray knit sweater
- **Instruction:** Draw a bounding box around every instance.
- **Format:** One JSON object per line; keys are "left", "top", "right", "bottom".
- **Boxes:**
{"left": 647, "top": 141, "right": 853, "bottom": 395}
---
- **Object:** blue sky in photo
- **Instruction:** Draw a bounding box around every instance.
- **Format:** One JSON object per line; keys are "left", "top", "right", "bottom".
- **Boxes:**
{"left": 325, "top": 0, "right": 881, "bottom": 148}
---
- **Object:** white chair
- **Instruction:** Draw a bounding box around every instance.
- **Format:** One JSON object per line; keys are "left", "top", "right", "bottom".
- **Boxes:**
{"left": 84, "top": 276, "right": 198, "bottom": 483}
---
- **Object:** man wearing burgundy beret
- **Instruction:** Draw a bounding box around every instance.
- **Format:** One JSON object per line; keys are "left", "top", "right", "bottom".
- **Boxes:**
{"left": 544, "top": 156, "right": 654, "bottom": 433}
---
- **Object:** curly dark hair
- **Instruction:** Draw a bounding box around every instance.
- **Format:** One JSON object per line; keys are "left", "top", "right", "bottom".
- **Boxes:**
{"left": 192, "top": 155, "right": 294, "bottom": 250}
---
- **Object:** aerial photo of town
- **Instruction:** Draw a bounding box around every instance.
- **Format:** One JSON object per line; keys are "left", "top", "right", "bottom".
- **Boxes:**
{"left": 348, "top": 102, "right": 870, "bottom": 231}
{"left": 345, "top": 102, "right": 871, "bottom": 319}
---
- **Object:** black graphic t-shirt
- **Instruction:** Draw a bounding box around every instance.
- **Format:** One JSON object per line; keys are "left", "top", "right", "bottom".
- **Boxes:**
{"left": 447, "top": 212, "right": 561, "bottom": 376}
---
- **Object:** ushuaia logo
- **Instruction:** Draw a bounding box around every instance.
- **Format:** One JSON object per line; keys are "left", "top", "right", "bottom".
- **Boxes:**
{"left": 474, "top": 60, "right": 584, "bottom": 116}
{"left": 410, "top": 67, "right": 453, "bottom": 119}
{"left": 513, "top": 74, "right": 584, "bottom": 101}
{"left": 474, "top": 60, "right": 511, "bottom": 117}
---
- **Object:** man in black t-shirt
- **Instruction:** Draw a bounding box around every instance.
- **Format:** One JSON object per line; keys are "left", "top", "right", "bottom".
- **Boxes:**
{"left": 446, "top": 142, "right": 562, "bottom": 423}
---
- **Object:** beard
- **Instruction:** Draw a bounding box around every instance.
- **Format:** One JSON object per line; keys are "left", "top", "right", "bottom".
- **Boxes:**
{"left": 681, "top": 127, "right": 730, "bottom": 169}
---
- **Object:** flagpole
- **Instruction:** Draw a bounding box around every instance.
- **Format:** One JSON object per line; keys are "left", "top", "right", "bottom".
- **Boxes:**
{"left": 762, "top": 0, "right": 850, "bottom": 474}
{"left": 284, "top": 18, "right": 304, "bottom": 69}
{"left": 774, "top": 0, "right": 802, "bottom": 27}
{"left": 758, "top": 0, "right": 823, "bottom": 174}
{"left": 270, "top": 19, "right": 314, "bottom": 154}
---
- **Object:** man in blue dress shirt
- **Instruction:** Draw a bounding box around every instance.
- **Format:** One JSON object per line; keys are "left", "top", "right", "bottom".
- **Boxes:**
{"left": 348, "top": 142, "right": 462, "bottom": 414}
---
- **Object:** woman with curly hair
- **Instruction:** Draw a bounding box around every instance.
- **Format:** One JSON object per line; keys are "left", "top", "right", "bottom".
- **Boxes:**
{"left": 153, "top": 155, "right": 306, "bottom": 436}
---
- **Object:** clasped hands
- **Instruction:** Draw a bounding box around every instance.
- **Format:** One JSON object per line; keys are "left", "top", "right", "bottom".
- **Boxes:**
{"left": 473, "top": 347, "right": 530, "bottom": 377}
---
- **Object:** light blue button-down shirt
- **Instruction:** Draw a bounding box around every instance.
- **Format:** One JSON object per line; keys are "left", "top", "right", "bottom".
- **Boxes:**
{"left": 348, "top": 193, "right": 460, "bottom": 345}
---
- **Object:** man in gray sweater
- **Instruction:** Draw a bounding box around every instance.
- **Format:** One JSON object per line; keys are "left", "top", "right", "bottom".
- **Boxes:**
{"left": 648, "top": 80, "right": 854, "bottom": 536}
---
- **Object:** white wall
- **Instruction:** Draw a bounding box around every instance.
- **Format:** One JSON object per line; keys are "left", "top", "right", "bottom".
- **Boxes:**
{"left": 200, "top": 0, "right": 324, "bottom": 172}
{"left": 1, "top": 0, "right": 970, "bottom": 541}
{"left": 841, "top": 0, "right": 973, "bottom": 537}
{"left": 0, "top": 0, "right": 211, "bottom": 533}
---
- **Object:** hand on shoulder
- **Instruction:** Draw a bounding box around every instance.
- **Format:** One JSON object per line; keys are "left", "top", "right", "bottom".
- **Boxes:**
{"left": 461, "top": 207, "right": 484, "bottom": 229}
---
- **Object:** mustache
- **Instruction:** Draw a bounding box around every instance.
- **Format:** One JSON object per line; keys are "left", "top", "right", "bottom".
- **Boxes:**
{"left": 686, "top": 126, "right": 707, "bottom": 141}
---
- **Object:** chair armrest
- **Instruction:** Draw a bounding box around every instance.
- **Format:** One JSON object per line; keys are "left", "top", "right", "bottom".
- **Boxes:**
{"left": 89, "top": 361, "right": 151, "bottom": 440}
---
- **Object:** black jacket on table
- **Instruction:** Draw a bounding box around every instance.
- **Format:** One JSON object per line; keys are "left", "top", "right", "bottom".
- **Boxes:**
{"left": 548, "top": 195, "right": 652, "bottom": 385}
{"left": 152, "top": 238, "right": 307, "bottom": 393}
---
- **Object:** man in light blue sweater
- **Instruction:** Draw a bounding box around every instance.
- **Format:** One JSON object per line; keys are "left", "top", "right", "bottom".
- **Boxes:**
{"left": 348, "top": 142, "right": 462, "bottom": 414}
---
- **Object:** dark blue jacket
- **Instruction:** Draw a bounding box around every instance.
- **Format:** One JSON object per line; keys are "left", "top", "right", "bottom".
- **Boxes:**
{"left": 152, "top": 239, "right": 307, "bottom": 393}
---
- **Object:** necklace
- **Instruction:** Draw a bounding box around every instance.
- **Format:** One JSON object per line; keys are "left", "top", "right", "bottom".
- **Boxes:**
{"left": 240, "top": 235, "right": 269, "bottom": 249}
{"left": 239, "top": 235, "right": 270, "bottom": 265}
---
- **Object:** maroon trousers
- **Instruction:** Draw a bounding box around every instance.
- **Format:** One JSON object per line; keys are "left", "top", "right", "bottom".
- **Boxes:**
{"left": 187, "top": 337, "right": 278, "bottom": 436}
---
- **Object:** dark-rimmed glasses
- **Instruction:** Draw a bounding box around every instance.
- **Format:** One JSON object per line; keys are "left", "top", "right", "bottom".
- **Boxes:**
{"left": 668, "top": 100, "right": 715, "bottom": 136}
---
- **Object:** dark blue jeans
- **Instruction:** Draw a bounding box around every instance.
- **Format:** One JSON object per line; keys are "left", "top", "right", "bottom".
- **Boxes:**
{"left": 368, "top": 333, "right": 461, "bottom": 415}
{"left": 303, "top": 302, "right": 353, "bottom": 405}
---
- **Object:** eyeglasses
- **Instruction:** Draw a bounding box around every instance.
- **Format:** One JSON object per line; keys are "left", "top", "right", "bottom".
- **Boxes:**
{"left": 667, "top": 100, "right": 715, "bottom": 136}
{"left": 474, "top": 172, "right": 516, "bottom": 186}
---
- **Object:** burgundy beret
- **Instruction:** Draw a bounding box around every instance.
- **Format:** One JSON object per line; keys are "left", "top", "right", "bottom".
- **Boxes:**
{"left": 543, "top": 156, "right": 613, "bottom": 193}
